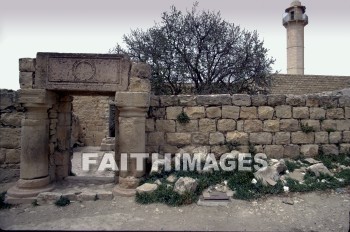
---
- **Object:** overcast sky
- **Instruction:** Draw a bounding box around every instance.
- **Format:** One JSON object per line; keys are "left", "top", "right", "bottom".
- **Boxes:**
{"left": 1, "top": 0, "right": 349, "bottom": 90}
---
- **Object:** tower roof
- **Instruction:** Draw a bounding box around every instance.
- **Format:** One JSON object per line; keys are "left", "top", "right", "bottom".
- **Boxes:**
{"left": 290, "top": 1, "right": 302, "bottom": 7}
{"left": 285, "top": 1, "right": 306, "bottom": 13}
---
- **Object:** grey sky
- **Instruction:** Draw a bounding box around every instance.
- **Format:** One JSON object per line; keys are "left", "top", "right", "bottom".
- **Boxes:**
{"left": 1, "top": 0, "right": 349, "bottom": 90}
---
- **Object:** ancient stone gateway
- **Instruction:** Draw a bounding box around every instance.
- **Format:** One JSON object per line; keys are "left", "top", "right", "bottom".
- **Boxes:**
{"left": 6, "top": 52, "right": 151, "bottom": 203}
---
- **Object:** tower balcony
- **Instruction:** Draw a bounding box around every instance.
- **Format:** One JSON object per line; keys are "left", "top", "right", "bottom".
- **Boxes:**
{"left": 283, "top": 13, "right": 308, "bottom": 26}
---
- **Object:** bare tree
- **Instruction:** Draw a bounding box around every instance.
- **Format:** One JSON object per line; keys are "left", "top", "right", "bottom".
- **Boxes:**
{"left": 110, "top": 3, "right": 276, "bottom": 95}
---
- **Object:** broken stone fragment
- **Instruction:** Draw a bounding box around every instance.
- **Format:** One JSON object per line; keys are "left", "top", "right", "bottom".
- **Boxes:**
{"left": 174, "top": 177, "right": 198, "bottom": 195}
{"left": 136, "top": 183, "right": 158, "bottom": 194}
{"left": 303, "top": 158, "right": 320, "bottom": 165}
{"left": 307, "top": 163, "right": 333, "bottom": 177}
{"left": 287, "top": 169, "right": 305, "bottom": 182}
{"left": 166, "top": 175, "right": 177, "bottom": 183}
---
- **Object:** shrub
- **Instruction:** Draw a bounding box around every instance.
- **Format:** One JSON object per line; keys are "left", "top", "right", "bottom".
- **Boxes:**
{"left": 0, "top": 192, "right": 11, "bottom": 210}
{"left": 300, "top": 123, "right": 315, "bottom": 134}
{"left": 55, "top": 196, "right": 70, "bottom": 207}
{"left": 177, "top": 112, "right": 190, "bottom": 124}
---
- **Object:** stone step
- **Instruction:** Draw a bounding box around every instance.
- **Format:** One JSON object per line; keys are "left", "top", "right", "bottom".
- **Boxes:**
{"left": 64, "top": 176, "right": 115, "bottom": 185}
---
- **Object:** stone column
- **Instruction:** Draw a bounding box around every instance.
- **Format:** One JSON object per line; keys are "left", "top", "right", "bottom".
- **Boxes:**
{"left": 113, "top": 92, "right": 150, "bottom": 196}
{"left": 6, "top": 90, "right": 57, "bottom": 204}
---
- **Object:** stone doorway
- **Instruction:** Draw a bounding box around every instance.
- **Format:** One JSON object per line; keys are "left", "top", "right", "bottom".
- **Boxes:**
{"left": 6, "top": 52, "right": 152, "bottom": 203}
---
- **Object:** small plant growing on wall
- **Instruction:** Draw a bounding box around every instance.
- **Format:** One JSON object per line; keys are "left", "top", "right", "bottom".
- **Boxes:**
{"left": 325, "top": 128, "right": 336, "bottom": 133}
{"left": 177, "top": 112, "right": 190, "bottom": 124}
{"left": 226, "top": 141, "right": 241, "bottom": 151}
{"left": 300, "top": 123, "right": 315, "bottom": 134}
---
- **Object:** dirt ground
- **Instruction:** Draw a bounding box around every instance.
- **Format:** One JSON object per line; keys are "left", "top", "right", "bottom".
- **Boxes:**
{"left": 1, "top": 183, "right": 349, "bottom": 231}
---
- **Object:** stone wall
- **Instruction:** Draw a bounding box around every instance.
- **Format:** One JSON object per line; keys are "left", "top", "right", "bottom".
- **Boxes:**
{"left": 72, "top": 95, "right": 112, "bottom": 146}
{"left": 146, "top": 93, "right": 350, "bottom": 158}
{"left": 0, "top": 89, "right": 24, "bottom": 168}
{"left": 270, "top": 74, "right": 350, "bottom": 95}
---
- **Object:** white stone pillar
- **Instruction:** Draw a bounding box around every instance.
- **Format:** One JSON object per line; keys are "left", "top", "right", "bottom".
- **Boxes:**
{"left": 113, "top": 92, "right": 150, "bottom": 196}
{"left": 6, "top": 90, "right": 57, "bottom": 204}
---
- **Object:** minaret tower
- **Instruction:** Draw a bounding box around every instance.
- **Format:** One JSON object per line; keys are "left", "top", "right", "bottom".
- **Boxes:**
{"left": 283, "top": 0, "right": 308, "bottom": 75}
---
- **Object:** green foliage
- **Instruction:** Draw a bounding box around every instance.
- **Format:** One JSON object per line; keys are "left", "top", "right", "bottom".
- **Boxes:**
{"left": 226, "top": 141, "right": 241, "bottom": 151}
{"left": 55, "top": 196, "right": 70, "bottom": 207}
{"left": 32, "top": 199, "right": 39, "bottom": 207}
{"left": 285, "top": 160, "right": 301, "bottom": 172}
{"left": 110, "top": 3, "right": 275, "bottom": 95}
{"left": 136, "top": 184, "right": 197, "bottom": 206}
{"left": 316, "top": 151, "right": 350, "bottom": 169}
{"left": 0, "top": 192, "right": 12, "bottom": 210}
{"left": 300, "top": 123, "right": 315, "bottom": 134}
{"left": 177, "top": 112, "right": 190, "bottom": 124}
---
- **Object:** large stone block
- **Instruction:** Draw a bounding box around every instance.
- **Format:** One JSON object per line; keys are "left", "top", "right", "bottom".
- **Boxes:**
{"left": 284, "top": 145, "right": 300, "bottom": 158}
{"left": 209, "top": 132, "right": 225, "bottom": 145}
{"left": 130, "top": 62, "right": 151, "bottom": 79}
{"left": 176, "top": 120, "right": 198, "bottom": 132}
{"left": 242, "top": 120, "right": 262, "bottom": 132}
{"left": 275, "top": 105, "right": 292, "bottom": 119}
{"left": 301, "top": 145, "right": 319, "bottom": 157}
{"left": 319, "top": 96, "right": 338, "bottom": 109}
{"left": 345, "top": 107, "right": 350, "bottom": 119}
{"left": 199, "top": 119, "right": 216, "bottom": 133}
{"left": 300, "top": 120, "right": 321, "bottom": 132}
{"left": 184, "top": 107, "right": 205, "bottom": 119}
{"left": 19, "top": 72, "right": 33, "bottom": 89}
{"left": 286, "top": 95, "right": 306, "bottom": 106}
{"left": 329, "top": 132, "right": 342, "bottom": 144}
{"left": 0, "top": 112, "right": 23, "bottom": 127}
{"left": 115, "top": 92, "right": 150, "bottom": 108}
{"left": 339, "top": 96, "right": 350, "bottom": 107}
{"left": 129, "top": 77, "right": 151, "bottom": 92}
{"left": 160, "top": 96, "right": 179, "bottom": 106}
{"left": 156, "top": 120, "right": 176, "bottom": 132}
{"left": 226, "top": 132, "right": 249, "bottom": 145}
{"left": 19, "top": 58, "right": 36, "bottom": 72}
{"left": 306, "top": 95, "right": 320, "bottom": 107}
{"left": 326, "top": 108, "right": 344, "bottom": 119}
{"left": 315, "top": 132, "right": 329, "bottom": 144}
{"left": 321, "top": 144, "right": 339, "bottom": 155}
{"left": 191, "top": 133, "right": 209, "bottom": 144}
{"left": 232, "top": 94, "right": 251, "bottom": 106}
{"left": 178, "top": 95, "right": 197, "bottom": 106}
{"left": 150, "top": 95, "right": 160, "bottom": 107}
{"left": 258, "top": 106, "right": 274, "bottom": 119}
{"left": 321, "top": 120, "right": 337, "bottom": 131}
{"left": 147, "top": 132, "right": 165, "bottom": 146}
{"left": 0, "top": 128, "right": 20, "bottom": 149}
{"left": 166, "top": 107, "right": 183, "bottom": 120}
{"left": 210, "top": 145, "right": 230, "bottom": 157}
{"left": 280, "top": 119, "right": 300, "bottom": 132}
{"left": 166, "top": 133, "right": 191, "bottom": 145}
{"left": 5, "top": 149, "right": 20, "bottom": 163}
{"left": 337, "top": 120, "right": 350, "bottom": 131}
{"left": 222, "top": 106, "right": 240, "bottom": 119}
{"left": 263, "top": 120, "right": 280, "bottom": 132}
{"left": 264, "top": 145, "right": 284, "bottom": 159}
{"left": 291, "top": 132, "right": 314, "bottom": 144}
{"left": 293, "top": 107, "right": 309, "bottom": 119}
{"left": 197, "top": 95, "right": 231, "bottom": 106}
{"left": 340, "top": 144, "right": 350, "bottom": 154}
{"left": 249, "top": 132, "right": 273, "bottom": 145}
{"left": 343, "top": 131, "right": 350, "bottom": 143}
{"left": 146, "top": 119, "right": 155, "bottom": 132}
{"left": 274, "top": 132, "right": 290, "bottom": 145}
{"left": 309, "top": 108, "right": 326, "bottom": 120}
{"left": 267, "top": 95, "right": 286, "bottom": 106}
{"left": 251, "top": 95, "right": 267, "bottom": 106}
{"left": 240, "top": 107, "right": 257, "bottom": 119}
{"left": 217, "top": 119, "right": 236, "bottom": 132}
{"left": 206, "top": 107, "right": 221, "bottom": 119}
{"left": 160, "top": 145, "right": 179, "bottom": 154}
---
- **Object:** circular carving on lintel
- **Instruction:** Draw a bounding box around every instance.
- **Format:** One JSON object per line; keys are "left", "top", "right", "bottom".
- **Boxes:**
{"left": 72, "top": 60, "right": 96, "bottom": 81}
